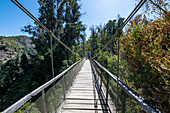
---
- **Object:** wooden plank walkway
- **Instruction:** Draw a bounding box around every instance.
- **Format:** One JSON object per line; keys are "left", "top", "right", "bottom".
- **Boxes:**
{"left": 60, "top": 59, "right": 111, "bottom": 113}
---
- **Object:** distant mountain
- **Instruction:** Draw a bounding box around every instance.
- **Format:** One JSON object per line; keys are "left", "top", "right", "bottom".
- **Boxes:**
{"left": 0, "top": 35, "right": 36, "bottom": 64}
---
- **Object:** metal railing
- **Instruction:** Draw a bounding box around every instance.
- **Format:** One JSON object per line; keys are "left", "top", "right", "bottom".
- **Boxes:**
{"left": 2, "top": 58, "right": 85, "bottom": 113}
{"left": 91, "top": 58, "right": 160, "bottom": 113}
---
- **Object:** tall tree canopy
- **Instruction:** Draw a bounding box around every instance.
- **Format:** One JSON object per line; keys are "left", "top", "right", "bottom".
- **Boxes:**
{"left": 0, "top": 0, "right": 86, "bottom": 111}
{"left": 87, "top": 0, "right": 169, "bottom": 112}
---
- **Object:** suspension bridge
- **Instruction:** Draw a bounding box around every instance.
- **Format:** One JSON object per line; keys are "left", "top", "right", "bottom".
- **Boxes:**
{"left": 2, "top": 0, "right": 161, "bottom": 113}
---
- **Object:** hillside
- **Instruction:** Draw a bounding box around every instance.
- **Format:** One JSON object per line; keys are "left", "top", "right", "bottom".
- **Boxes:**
{"left": 0, "top": 36, "right": 36, "bottom": 64}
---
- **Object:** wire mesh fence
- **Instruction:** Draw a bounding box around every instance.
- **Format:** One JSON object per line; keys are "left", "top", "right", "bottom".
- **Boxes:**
{"left": 91, "top": 59, "right": 160, "bottom": 113}
{"left": 2, "top": 58, "right": 85, "bottom": 113}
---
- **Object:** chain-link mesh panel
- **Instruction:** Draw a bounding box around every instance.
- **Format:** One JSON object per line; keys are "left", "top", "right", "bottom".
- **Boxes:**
{"left": 13, "top": 59, "right": 85, "bottom": 113}
{"left": 64, "top": 59, "right": 85, "bottom": 94}
{"left": 17, "top": 76, "right": 65, "bottom": 113}
{"left": 45, "top": 78, "right": 64, "bottom": 113}
{"left": 91, "top": 59, "right": 159, "bottom": 113}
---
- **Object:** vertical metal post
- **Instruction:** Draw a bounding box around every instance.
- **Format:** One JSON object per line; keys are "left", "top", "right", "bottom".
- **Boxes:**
{"left": 100, "top": 67, "right": 102, "bottom": 88}
{"left": 50, "top": 35, "right": 57, "bottom": 113}
{"left": 42, "top": 90, "right": 47, "bottom": 113}
{"left": 50, "top": 36, "right": 55, "bottom": 78}
{"left": 101, "top": 29, "right": 104, "bottom": 88}
{"left": 116, "top": 33, "right": 120, "bottom": 113}
{"left": 121, "top": 90, "right": 126, "bottom": 113}
{"left": 106, "top": 74, "right": 109, "bottom": 104}
{"left": 62, "top": 75, "right": 66, "bottom": 100}
{"left": 100, "top": 51, "right": 103, "bottom": 87}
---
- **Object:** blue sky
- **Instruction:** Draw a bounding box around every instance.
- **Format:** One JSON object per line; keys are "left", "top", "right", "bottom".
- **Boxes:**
{"left": 0, "top": 0, "right": 144, "bottom": 38}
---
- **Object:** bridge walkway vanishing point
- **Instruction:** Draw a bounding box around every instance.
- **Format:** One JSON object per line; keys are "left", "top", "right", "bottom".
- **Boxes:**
{"left": 60, "top": 59, "right": 114, "bottom": 113}
{"left": 2, "top": 58, "right": 160, "bottom": 113}
{"left": 6, "top": 1, "right": 161, "bottom": 112}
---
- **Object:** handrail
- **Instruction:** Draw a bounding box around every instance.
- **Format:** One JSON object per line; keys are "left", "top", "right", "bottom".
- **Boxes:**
{"left": 2, "top": 58, "right": 85, "bottom": 113}
{"left": 91, "top": 59, "right": 161, "bottom": 113}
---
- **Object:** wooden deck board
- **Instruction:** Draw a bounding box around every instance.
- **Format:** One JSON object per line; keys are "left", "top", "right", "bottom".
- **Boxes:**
{"left": 61, "top": 110, "right": 106, "bottom": 113}
{"left": 62, "top": 104, "right": 109, "bottom": 110}
{"left": 60, "top": 59, "right": 111, "bottom": 113}
{"left": 64, "top": 99, "right": 104, "bottom": 105}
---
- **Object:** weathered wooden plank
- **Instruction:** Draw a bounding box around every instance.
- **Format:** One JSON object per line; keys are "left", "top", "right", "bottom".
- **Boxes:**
{"left": 66, "top": 96, "right": 96, "bottom": 100}
{"left": 60, "top": 109, "right": 106, "bottom": 113}
{"left": 67, "top": 92, "right": 94, "bottom": 96}
{"left": 67, "top": 90, "right": 98, "bottom": 94}
{"left": 64, "top": 99, "right": 111, "bottom": 107}
{"left": 73, "top": 81, "right": 93, "bottom": 83}
{"left": 70, "top": 88, "right": 94, "bottom": 91}
{"left": 72, "top": 84, "right": 93, "bottom": 86}
{"left": 71, "top": 86, "right": 93, "bottom": 88}
{"left": 64, "top": 99, "right": 103, "bottom": 105}
{"left": 74, "top": 80, "right": 92, "bottom": 81}
{"left": 68, "top": 92, "right": 95, "bottom": 95}
{"left": 62, "top": 104, "right": 109, "bottom": 110}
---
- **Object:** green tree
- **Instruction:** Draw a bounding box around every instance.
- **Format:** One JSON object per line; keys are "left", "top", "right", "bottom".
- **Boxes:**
{"left": 121, "top": 14, "right": 169, "bottom": 112}
{"left": 0, "top": 55, "right": 20, "bottom": 110}
{"left": 1, "top": 0, "right": 85, "bottom": 111}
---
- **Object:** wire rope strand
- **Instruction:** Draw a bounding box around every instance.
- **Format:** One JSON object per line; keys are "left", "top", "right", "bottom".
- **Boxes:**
{"left": 93, "top": 0, "right": 147, "bottom": 59}
{"left": 50, "top": 35, "right": 55, "bottom": 78}
{"left": 116, "top": 33, "right": 120, "bottom": 113}
{"left": 11, "top": 0, "right": 81, "bottom": 58}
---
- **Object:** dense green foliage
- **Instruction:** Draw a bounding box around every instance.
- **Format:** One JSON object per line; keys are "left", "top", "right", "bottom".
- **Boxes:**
{"left": 121, "top": 13, "right": 169, "bottom": 112}
{"left": 0, "top": 0, "right": 85, "bottom": 111}
{"left": 0, "top": 36, "right": 36, "bottom": 64}
{"left": 87, "top": 0, "right": 169, "bottom": 112}
{"left": 0, "top": 0, "right": 169, "bottom": 112}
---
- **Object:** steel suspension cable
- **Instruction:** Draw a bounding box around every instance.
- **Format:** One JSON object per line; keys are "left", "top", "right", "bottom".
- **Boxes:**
{"left": 93, "top": 0, "right": 147, "bottom": 59}
{"left": 50, "top": 36, "right": 55, "bottom": 78}
{"left": 122, "top": 0, "right": 145, "bottom": 28}
{"left": 116, "top": 34, "right": 120, "bottom": 113}
{"left": 115, "top": 1, "right": 146, "bottom": 112}
{"left": 11, "top": 0, "right": 81, "bottom": 58}
{"left": 90, "top": 0, "right": 147, "bottom": 112}
{"left": 11, "top": 0, "right": 50, "bottom": 32}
